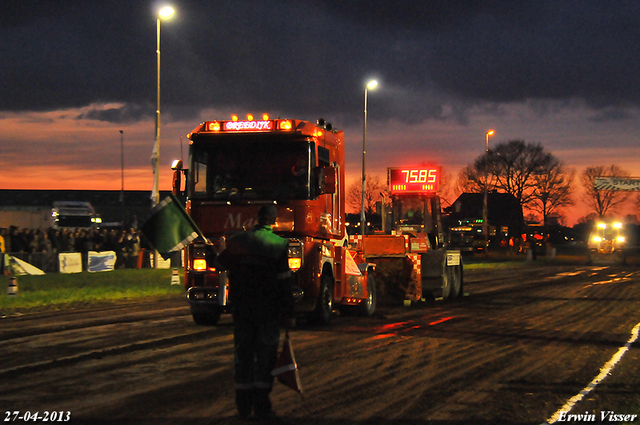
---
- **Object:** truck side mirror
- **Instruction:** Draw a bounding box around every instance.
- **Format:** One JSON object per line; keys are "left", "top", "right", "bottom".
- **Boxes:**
{"left": 320, "top": 165, "right": 336, "bottom": 194}
{"left": 171, "top": 160, "right": 183, "bottom": 195}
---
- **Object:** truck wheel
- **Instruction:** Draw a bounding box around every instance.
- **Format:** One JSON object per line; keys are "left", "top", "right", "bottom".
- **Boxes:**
{"left": 449, "top": 264, "right": 462, "bottom": 299}
{"left": 442, "top": 264, "right": 450, "bottom": 299}
{"left": 315, "top": 273, "right": 333, "bottom": 325}
{"left": 191, "top": 306, "right": 221, "bottom": 326}
{"left": 359, "top": 271, "right": 377, "bottom": 316}
{"left": 442, "top": 264, "right": 462, "bottom": 300}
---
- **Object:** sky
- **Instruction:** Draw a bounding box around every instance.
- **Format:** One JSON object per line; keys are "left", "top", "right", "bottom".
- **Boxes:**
{"left": 2, "top": 0, "right": 640, "bottom": 225}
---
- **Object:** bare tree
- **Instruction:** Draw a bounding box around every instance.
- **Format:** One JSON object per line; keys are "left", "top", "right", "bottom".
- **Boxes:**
{"left": 455, "top": 160, "right": 504, "bottom": 199}
{"left": 486, "top": 141, "right": 556, "bottom": 207}
{"left": 457, "top": 140, "right": 564, "bottom": 211}
{"left": 455, "top": 164, "right": 481, "bottom": 193}
{"left": 581, "top": 165, "right": 630, "bottom": 217}
{"left": 347, "top": 175, "right": 386, "bottom": 215}
{"left": 529, "top": 160, "right": 575, "bottom": 225}
{"left": 438, "top": 171, "right": 456, "bottom": 208}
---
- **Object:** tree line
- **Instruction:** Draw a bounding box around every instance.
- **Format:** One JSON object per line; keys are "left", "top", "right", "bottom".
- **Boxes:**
{"left": 348, "top": 140, "right": 634, "bottom": 225}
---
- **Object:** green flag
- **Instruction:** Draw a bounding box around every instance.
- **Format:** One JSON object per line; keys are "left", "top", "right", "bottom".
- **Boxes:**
{"left": 141, "top": 194, "right": 202, "bottom": 260}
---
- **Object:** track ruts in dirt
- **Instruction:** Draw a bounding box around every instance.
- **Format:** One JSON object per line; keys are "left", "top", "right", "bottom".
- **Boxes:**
{"left": 1, "top": 264, "right": 639, "bottom": 425}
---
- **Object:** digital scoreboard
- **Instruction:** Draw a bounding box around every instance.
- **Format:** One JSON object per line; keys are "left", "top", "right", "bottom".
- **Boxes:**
{"left": 388, "top": 167, "right": 441, "bottom": 195}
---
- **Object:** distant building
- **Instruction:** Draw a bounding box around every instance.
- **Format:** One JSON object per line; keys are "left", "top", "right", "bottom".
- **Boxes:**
{"left": 445, "top": 191, "right": 525, "bottom": 249}
{"left": 0, "top": 189, "right": 171, "bottom": 229}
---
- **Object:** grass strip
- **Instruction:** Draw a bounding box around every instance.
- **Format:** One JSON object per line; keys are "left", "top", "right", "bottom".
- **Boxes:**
{"left": 1, "top": 269, "right": 183, "bottom": 314}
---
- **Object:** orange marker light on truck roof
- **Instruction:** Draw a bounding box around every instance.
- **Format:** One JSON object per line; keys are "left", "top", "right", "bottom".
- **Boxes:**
{"left": 199, "top": 117, "right": 297, "bottom": 133}
{"left": 278, "top": 119, "right": 293, "bottom": 130}
{"left": 224, "top": 120, "right": 273, "bottom": 131}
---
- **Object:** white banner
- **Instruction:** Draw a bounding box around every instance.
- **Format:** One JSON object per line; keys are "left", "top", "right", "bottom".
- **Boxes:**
{"left": 59, "top": 252, "right": 83, "bottom": 274}
{"left": 594, "top": 177, "right": 640, "bottom": 191}
{"left": 7, "top": 255, "right": 45, "bottom": 276}
{"left": 149, "top": 252, "right": 172, "bottom": 269}
{"left": 87, "top": 251, "right": 116, "bottom": 273}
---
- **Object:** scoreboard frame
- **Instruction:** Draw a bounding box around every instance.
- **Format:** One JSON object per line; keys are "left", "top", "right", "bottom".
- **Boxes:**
{"left": 387, "top": 166, "right": 441, "bottom": 195}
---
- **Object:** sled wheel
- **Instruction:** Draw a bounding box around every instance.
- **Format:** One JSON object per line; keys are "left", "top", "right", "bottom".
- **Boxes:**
{"left": 359, "top": 270, "right": 376, "bottom": 316}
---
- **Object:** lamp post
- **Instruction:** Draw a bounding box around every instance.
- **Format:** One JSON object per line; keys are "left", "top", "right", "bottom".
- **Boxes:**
{"left": 361, "top": 80, "right": 378, "bottom": 237}
{"left": 151, "top": 5, "right": 175, "bottom": 207}
{"left": 119, "top": 130, "right": 124, "bottom": 217}
{"left": 483, "top": 129, "right": 494, "bottom": 251}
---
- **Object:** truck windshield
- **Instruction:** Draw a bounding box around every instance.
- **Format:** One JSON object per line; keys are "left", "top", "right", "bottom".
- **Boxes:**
{"left": 392, "top": 195, "right": 437, "bottom": 233}
{"left": 190, "top": 138, "right": 314, "bottom": 201}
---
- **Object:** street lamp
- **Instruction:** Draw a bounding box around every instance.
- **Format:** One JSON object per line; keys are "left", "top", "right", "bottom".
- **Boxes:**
{"left": 361, "top": 80, "right": 378, "bottom": 237}
{"left": 151, "top": 5, "right": 175, "bottom": 207}
{"left": 483, "top": 129, "right": 494, "bottom": 251}
{"left": 119, "top": 129, "right": 124, "bottom": 205}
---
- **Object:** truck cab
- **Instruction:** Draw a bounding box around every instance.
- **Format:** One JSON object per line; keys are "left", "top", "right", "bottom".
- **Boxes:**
{"left": 175, "top": 116, "right": 374, "bottom": 325}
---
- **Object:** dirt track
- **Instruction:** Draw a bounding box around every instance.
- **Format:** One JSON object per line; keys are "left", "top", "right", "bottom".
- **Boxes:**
{"left": 1, "top": 262, "right": 640, "bottom": 425}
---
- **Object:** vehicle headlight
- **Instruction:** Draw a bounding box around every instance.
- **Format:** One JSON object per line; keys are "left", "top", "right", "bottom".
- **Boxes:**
{"left": 288, "top": 239, "right": 303, "bottom": 272}
{"left": 193, "top": 259, "right": 207, "bottom": 271}
{"left": 191, "top": 243, "right": 208, "bottom": 271}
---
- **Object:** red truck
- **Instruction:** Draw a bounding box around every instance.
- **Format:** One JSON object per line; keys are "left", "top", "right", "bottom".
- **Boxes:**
{"left": 172, "top": 115, "right": 462, "bottom": 326}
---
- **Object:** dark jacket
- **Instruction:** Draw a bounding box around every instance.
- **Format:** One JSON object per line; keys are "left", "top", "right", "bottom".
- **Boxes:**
{"left": 217, "top": 224, "right": 294, "bottom": 322}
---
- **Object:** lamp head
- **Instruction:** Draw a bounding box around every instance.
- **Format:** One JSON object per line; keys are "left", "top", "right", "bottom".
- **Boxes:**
{"left": 158, "top": 6, "right": 175, "bottom": 19}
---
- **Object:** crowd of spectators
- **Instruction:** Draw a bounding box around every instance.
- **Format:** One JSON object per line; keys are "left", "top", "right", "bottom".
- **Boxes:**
{"left": 0, "top": 226, "right": 153, "bottom": 272}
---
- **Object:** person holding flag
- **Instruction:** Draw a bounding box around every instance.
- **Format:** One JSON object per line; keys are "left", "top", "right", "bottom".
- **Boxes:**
{"left": 216, "top": 204, "right": 295, "bottom": 421}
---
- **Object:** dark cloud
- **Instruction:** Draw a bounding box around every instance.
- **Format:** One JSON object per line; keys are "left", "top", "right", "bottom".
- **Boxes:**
{"left": 425, "top": 1, "right": 640, "bottom": 106}
{"left": 1, "top": 0, "right": 639, "bottom": 124}
{"left": 76, "top": 103, "right": 153, "bottom": 123}
{"left": 587, "top": 107, "right": 633, "bottom": 123}
{"left": 305, "top": 0, "right": 545, "bottom": 34}
{"left": 1, "top": 1, "right": 154, "bottom": 110}
{"left": 0, "top": 0, "right": 83, "bottom": 26}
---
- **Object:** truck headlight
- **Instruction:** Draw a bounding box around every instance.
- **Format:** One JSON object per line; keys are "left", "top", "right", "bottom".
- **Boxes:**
{"left": 288, "top": 257, "right": 302, "bottom": 271}
{"left": 191, "top": 243, "right": 209, "bottom": 271}
{"left": 193, "top": 259, "right": 207, "bottom": 271}
{"left": 288, "top": 239, "right": 303, "bottom": 272}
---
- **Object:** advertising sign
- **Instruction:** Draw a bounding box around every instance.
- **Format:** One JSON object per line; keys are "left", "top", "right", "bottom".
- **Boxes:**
{"left": 594, "top": 177, "right": 640, "bottom": 191}
{"left": 59, "top": 252, "right": 83, "bottom": 274}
